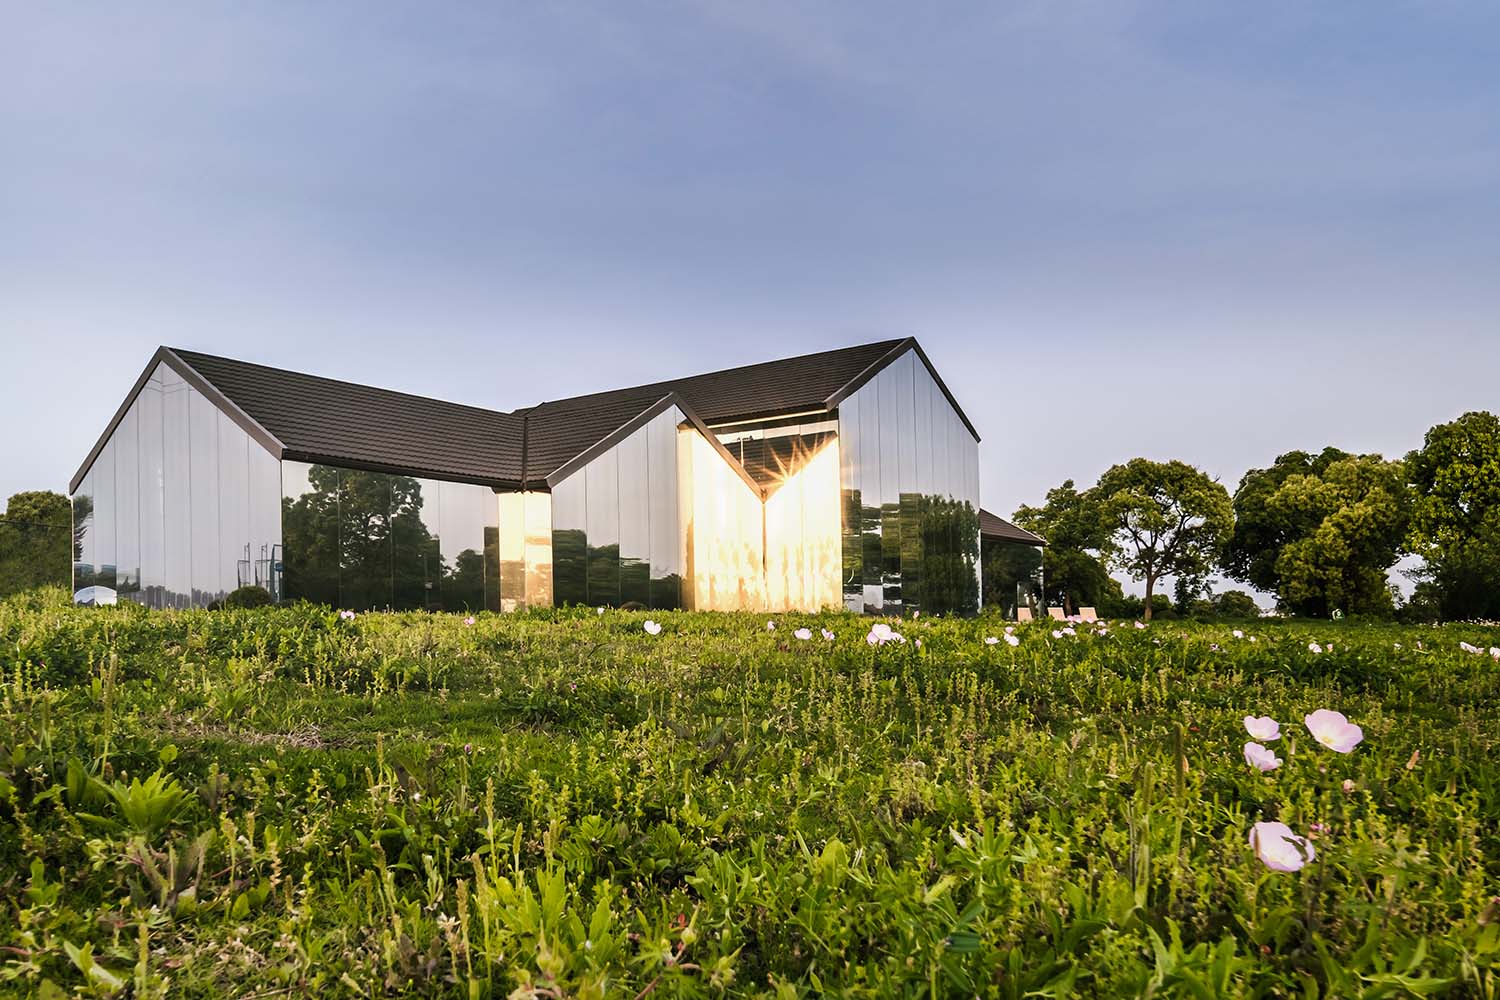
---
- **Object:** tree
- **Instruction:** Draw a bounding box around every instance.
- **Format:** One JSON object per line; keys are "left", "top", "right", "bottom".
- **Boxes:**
{"left": 1013, "top": 480, "right": 1114, "bottom": 615}
{"left": 1405, "top": 411, "right": 1500, "bottom": 620}
{"left": 1223, "top": 448, "right": 1410, "bottom": 617}
{"left": 0, "top": 490, "right": 73, "bottom": 598}
{"left": 1094, "top": 459, "right": 1233, "bottom": 621}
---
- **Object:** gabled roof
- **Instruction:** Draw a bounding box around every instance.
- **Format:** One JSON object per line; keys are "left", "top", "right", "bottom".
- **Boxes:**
{"left": 980, "top": 508, "right": 1046, "bottom": 546}
{"left": 72, "top": 337, "right": 979, "bottom": 493}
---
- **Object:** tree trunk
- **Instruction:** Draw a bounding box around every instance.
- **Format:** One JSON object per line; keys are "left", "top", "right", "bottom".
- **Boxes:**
{"left": 1143, "top": 574, "right": 1155, "bottom": 621}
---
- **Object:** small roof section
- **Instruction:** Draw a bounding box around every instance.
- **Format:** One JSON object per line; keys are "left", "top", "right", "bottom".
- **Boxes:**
{"left": 73, "top": 337, "right": 979, "bottom": 493}
{"left": 980, "top": 508, "right": 1046, "bottom": 546}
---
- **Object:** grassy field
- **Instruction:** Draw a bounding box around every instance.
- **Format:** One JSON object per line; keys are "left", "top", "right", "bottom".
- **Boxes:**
{"left": 1, "top": 590, "right": 1498, "bottom": 998}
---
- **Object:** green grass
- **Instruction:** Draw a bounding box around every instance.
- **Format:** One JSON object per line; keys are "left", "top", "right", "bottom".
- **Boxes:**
{"left": 1, "top": 589, "right": 1498, "bottom": 998}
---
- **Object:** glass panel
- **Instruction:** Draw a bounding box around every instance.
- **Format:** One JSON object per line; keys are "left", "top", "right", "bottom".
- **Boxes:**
{"left": 248, "top": 443, "right": 281, "bottom": 600}
{"left": 138, "top": 372, "right": 165, "bottom": 608}
{"left": 162, "top": 367, "right": 192, "bottom": 608}
{"left": 858, "top": 376, "right": 882, "bottom": 612}
{"left": 838, "top": 393, "right": 861, "bottom": 611}
{"left": 392, "top": 476, "right": 442, "bottom": 611}
{"left": 187, "top": 389, "right": 219, "bottom": 604}
{"left": 764, "top": 437, "right": 842, "bottom": 610}
{"left": 584, "top": 446, "right": 620, "bottom": 607}
{"left": 218, "top": 411, "right": 249, "bottom": 595}
{"left": 877, "top": 364, "right": 904, "bottom": 612}
{"left": 72, "top": 472, "right": 94, "bottom": 593}
{"left": 281, "top": 461, "right": 341, "bottom": 606}
{"left": 338, "top": 470, "right": 392, "bottom": 611}
{"left": 646, "top": 409, "right": 681, "bottom": 609}
{"left": 680, "top": 427, "right": 764, "bottom": 611}
{"left": 498, "top": 490, "right": 526, "bottom": 612}
{"left": 524, "top": 492, "right": 553, "bottom": 608}
{"left": 483, "top": 492, "right": 500, "bottom": 612}
{"left": 550, "top": 472, "right": 588, "bottom": 607}
{"left": 617, "top": 430, "right": 650, "bottom": 608}
{"left": 114, "top": 406, "right": 140, "bottom": 601}
{"left": 93, "top": 437, "right": 116, "bottom": 592}
{"left": 439, "top": 479, "right": 489, "bottom": 613}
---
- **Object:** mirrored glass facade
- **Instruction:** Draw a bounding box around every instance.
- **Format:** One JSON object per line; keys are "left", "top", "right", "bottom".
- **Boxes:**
{"left": 280, "top": 461, "right": 501, "bottom": 612}
{"left": 983, "top": 539, "right": 1044, "bottom": 619}
{"left": 838, "top": 351, "right": 981, "bottom": 615}
{"left": 551, "top": 406, "right": 686, "bottom": 610}
{"left": 497, "top": 491, "right": 552, "bottom": 611}
{"left": 69, "top": 362, "right": 282, "bottom": 608}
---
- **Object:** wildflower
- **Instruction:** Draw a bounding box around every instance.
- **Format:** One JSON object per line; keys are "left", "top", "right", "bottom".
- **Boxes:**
{"left": 1394, "top": 642, "right": 1402, "bottom": 650}
{"left": 821, "top": 628, "right": 835, "bottom": 641}
{"left": 1062, "top": 626, "right": 1076, "bottom": 636}
{"left": 1459, "top": 641, "right": 1480, "bottom": 654}
{"left": 767, "top": 621, "right": 777, "bottom": 631}
{"left": 866, "top": 623, "right": 902, "bottom": 646}
{"left": 338, "top": 609, "right": 356, "bottom": 621}
{"left": 463, "top": 743, "right": 473, "bottom": 754}
{"left": 1342, "top": 778, "right": 1356, "bottom": 793}
{"left": 1004, "top": 626, "right": 1015, "bottom": 634}
{"left": 913, "top": 611, "right": 920, "bottom": 619}
{"left": 1005, "top": 633, "right": 1020, "bottom": 647}
{"left": 915, "top": 638, "right": 922, "bottom": 649}
{"left": 643, "top": 620, "right": 663, "bottom": 636}
{"left": 411, "top": 791, "right": 422, "bottom": 802}
{"left": 1491, "top": 647, "right": 1500, "bottom": 659}
{"left": 1307, "top": 642, "right": 1323, "bottom": 654}
{"left": 1244, "top": 742, "right": 1282, "bottom": 772}
{"left": 1244, "top": 716, "right": 1280, "bottom": 741}
{"left": 984, "top": 636, "right": 1000, "bottom": 645}
{"left": 1232, "top": 629, "right": 1244, "bottom": 639}
{"left": 1051, "top": 629, "right": 1063, "bottom": 639}
{"left": 1134, "top": 621, "right": 1146, "bottom": 630}
{"left": 794, "top": 627, "right": 812, "bottom": 641}
{"left": 1304, "top": 709, "right": 1364, "bottom": 753}
{"left": 1210, "top": 643, "right": 1221, "bottom": 652}
{"left": 1250, "top": 636, "right": 1258, "bottom": 643}
{"left": 1249, "top": 821, "right": 1316, "bottom": 872}
{"left": 597, "top": 607, "right": 604, "bottom": 615}
{"left": 464, "top": 616, "right": 476, "bottom": 626}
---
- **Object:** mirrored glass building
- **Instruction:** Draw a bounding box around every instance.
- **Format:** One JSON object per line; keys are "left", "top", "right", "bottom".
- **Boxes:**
{"left": 70, "top": 338, "right": 990, "bottom": 614}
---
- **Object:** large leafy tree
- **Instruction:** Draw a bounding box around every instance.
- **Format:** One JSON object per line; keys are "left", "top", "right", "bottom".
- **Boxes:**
{"left": 1094, "top": 459, "right": 1233, "bottom": 620}
{"left": 1405, "top": 411, "right": 1500, "bottom": 620}
{"left": 0, "top": 490, "right": 73, "bottom": 597}
{"left": 1223, "top": 448, "right": 1410, "bottom": 617}
{"left": 1013, "top": 480, "right": 1114, "bottom": 615}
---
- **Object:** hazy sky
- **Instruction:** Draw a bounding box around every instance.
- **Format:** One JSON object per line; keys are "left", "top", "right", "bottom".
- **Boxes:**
{"left": 4, "top": 3, "right": 1498, "bottom": 597}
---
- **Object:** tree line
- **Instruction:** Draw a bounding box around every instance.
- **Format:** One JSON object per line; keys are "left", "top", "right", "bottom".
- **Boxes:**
{"left": 1012, "top": 411, "right": 1500, "bottom": 621}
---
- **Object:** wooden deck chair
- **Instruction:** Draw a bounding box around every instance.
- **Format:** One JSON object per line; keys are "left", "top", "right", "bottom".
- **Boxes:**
{"left": 1016, "top": 607, "right": 1033, "bottom": 622}
{"left": 1047, "top": 607, "right": 1066, "bottom": 621}
{"left": 1079, "top": 607, "right": 1098, "bottom": 622}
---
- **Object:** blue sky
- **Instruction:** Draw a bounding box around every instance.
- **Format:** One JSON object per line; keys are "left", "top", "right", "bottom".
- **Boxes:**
{"left": 4, "top": 3, "right": 1498, "bottom": 597}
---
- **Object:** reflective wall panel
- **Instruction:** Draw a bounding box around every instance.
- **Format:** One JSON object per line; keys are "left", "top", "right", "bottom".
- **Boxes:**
{"left": 280, "top": 461, "right": 501, "bottom": 612}
{"left": 835, "top": 348, "right": 980, "bottom": 615}
{"left": 679, "top": 425, "right": 764, "bottom": 611}
{"left": 550, "top": 405, "right": 688, "bottom": 610}
{"left": 70, "top": 361, "right": 280, "bottom": 608}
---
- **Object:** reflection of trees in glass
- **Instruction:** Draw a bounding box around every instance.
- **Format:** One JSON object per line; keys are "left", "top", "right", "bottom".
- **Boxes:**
{"left": 919, "top": 495, "right": 980, "bottom": 615}
{"left": 552, "top": 528, "right": 588, "bottom": 606}
{"left": 283, "top": 466, "right": 492, "bottom": 611}
{"left": 982, "top": 539, "right": 1043, "bottom": 615}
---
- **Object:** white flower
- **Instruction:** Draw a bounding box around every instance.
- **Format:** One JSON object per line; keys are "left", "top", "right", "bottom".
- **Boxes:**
{"left": 1304, "top": 709, "right": 1364, "bottom": 753}
{"left": 1061, "top": 626, "right": 1076, "bottom": 636}
{"left": 1244, "top": 742, "right": 1282, "bottom": 772}
{"left": 767, "top": 620, "right": 777, "bottom": 631}
{"left": 643, "top": 620, "right": 662, "bottom": 636}
{"left": 1244, "top": 716, "right": 1280, "bottom": 741}
{"left": 915, "top": 638, "right": 922, "bottom": 649}
{"left": 338, "top": 609, "right": 356, "bottom": 620}
{"left": 1459, "top": 641, "right": 1480, "bottom": 654}
{"left": 1051, "top": 629, "right": 1064, "bottom": 639}
{"left": 866, "top": 623, "right": 902, "bottom": 646}
{"left": 984, "top": 636, "right": 999, "bottom": 645}
{"left": 1307, "top": 642, "right": 1323, "bottom": 654}
{"left": 1249, "top": 821, "right": 1316, "bottom": 872}
{"left": 1491, "top": 647, "right": 1500, "bottom": 659}
{"left": 1004, "top": 626, "right": 1015, "bottom": 634}
{"left": 1250, "top": 636, "right": 1258, "bottom": 643}
{"left": 1004, "top": 633, "right": 1020, "bottom": 647}
{"left": 821, "top": 628, "right": 835, "bottom": 641}
{"left": 1232, "top": 629, "right": 1244, "bottom": 639}
{"left": 1134, "top": 621, "right": 1146, "bottom": 629}
{"left": 794, "top": 627, "right": 812, "bottom": 641}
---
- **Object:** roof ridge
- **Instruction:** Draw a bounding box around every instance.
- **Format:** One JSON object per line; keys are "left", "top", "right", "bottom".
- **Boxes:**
{"left": 171, "top": 347, "right": 520, "bottom": 421}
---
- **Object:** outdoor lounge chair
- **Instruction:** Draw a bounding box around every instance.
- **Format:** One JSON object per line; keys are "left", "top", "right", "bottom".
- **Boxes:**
{"left": 1047, "top": 607, "right": 1066, "bottom": 620}
{"left": 1079, "top": 607, "right": 1098, "bottom": 622}
{"left": 1017, "top": 607, "right": 1033, "bottom": 622}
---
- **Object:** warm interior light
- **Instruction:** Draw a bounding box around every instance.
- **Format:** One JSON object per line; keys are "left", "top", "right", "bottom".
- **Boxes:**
{"left": 764, "top": 440, "right": 841, "bottom": 610}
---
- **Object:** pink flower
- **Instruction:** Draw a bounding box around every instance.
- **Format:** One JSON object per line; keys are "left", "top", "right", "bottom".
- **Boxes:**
{"left": 793, "top": 627, "right": 812, "bottom": 641}
{"left": 643, "top": 620, "right": 662, "bottom": 636}
{"left": 1249, "top": 821, "right": 1316, "bottom": 872}
{"left": 1304, "top": 709, "right": 1364, "bottom": 753}
{"left": 866, "top": 623, "right": 902, "bottom": 646}
{"left": 1051, "top": 629, "right": 1064, "bottom": 639}
{"left": 1005, "top": 633, "right": 1020, "bottom": 647}
{"left": 338, "top": 609, "right": 356, "bottom": 621}
{"left": 1244, "top": 742, "right": 1282, "bottom": 771}
{"left": 984, "top": 636, "right": 1000, "bottom": 645}
{"left": 1342, "top": 778, "right": 1356, "bottom": 793}
{"left": 1243, "top": 716, "right": 1280, "bottom": 741}
{"left": 821, "top": 628, "right": 835, "bottom": 641}
{"left": 464, "top": 616, "right": 476, "bottom": 626}
{"left": 767, "top": 621, "right": 777, "bottom": 631}
{"left": 1134, "top": 621, "right": 1147, "bottom": 630}
{"left": 1307, "top": 642, "right": 1323, "bottom": 654}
